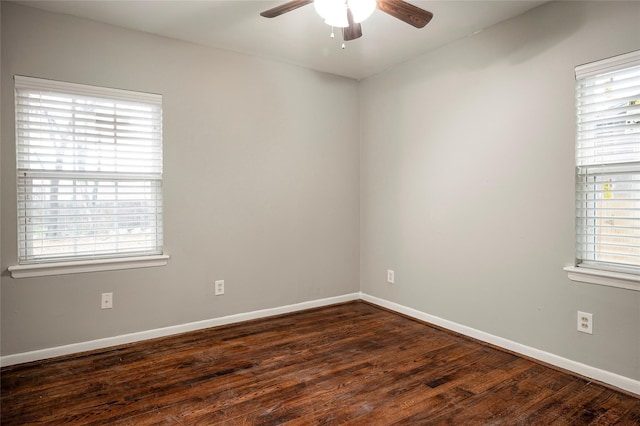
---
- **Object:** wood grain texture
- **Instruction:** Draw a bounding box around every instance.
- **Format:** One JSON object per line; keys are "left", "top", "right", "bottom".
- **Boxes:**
{"left": 260, "top": 0, "right": 314, "bottom": 18}
{"left": 376, "top": 0, "right": 433, "bottom": 29}
{"left": 2, "top": 301, "right": 638, "bottom": 425}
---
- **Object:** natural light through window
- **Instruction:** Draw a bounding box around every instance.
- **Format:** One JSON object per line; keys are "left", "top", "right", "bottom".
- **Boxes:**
{"left": 574, "top": 51, "right": 640, "bottom": 275}
{"left": 14, "top": 76, "right": 164, "bottom": 265}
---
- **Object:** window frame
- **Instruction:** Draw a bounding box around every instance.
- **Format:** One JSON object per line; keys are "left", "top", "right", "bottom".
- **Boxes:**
{"left": 566, "top": 50, "right": 640, "bottom": 291}
{"left": 9, "top": 76, "right": 168, "bottom": 278}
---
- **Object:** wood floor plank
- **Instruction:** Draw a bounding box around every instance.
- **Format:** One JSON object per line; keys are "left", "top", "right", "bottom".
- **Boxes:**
{"left": 2, "top": 301, "right": 638, "bottom": 425}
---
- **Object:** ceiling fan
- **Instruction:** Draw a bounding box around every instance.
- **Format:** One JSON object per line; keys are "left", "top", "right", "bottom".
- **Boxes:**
{"left": 260, "top": 0, "right": 433, "bottom": 46}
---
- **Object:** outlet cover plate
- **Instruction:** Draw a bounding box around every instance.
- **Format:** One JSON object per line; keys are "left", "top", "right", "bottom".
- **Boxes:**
{"left": 101, "top": 292, "right": 113, "bottom": 309}
{"left": 215, "top": 280, "right": 225, "bottom": 296}
{"left": 577, "top": 311, "right": 593, "bottom": 334}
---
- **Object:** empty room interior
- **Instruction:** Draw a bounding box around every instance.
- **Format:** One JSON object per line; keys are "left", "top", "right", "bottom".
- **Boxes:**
{"left": 1, "top": 0, "right": 639, "bottom": 423}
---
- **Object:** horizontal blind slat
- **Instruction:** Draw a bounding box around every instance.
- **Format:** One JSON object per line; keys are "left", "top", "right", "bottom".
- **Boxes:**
{"left": 15, "top": 76, "right": 163, "bottom": 263}
{"left": 575, "top": 52, "right": 640, "bottom": 271}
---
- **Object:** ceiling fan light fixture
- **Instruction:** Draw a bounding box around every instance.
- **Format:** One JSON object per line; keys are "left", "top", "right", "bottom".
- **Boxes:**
{"left": 349, "top": 0, "right": 377, "bottom": 23}
{"left": 314, "top": 0, "right": 376, "bottom": 28}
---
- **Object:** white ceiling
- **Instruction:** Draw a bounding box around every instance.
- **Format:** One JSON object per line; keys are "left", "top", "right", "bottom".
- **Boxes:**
{"left": 14, "top": 0, "right": 549, "bottom": 80}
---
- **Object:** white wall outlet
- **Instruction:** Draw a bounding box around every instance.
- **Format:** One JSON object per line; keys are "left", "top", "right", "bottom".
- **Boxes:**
{"left": 577, "top": 311, "right": 593, "bottom": 334}
{"left": 215, "top": 280, "right": 225, "bottom": 296}
{"left": 387, "top": 269, "right": 395, "bottom": 284}
{"left": 101, "top": 292, "right": 113, "bottom": 309}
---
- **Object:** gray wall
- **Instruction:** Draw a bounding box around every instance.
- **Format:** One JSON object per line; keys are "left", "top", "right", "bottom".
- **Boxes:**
{"left": 2, "top": 0, "right": 639, "bottom": 385}
{"left": 1, "top": 2, "right": 360, "bottom": 355}
{"left": 360, "top": 0, "right": 640, "bottom": 380}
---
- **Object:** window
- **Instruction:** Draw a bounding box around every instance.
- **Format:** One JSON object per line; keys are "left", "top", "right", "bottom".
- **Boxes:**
{"left": 13, "top": 76, "right": 164, "bottom": 271}
{"left": 574, "top": 51, "right": 640, "bottom": 276}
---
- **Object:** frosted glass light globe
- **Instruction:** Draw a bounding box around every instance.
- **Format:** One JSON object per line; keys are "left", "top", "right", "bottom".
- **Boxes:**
{"left": 314, "top": 0, "right": 376, "bottom": 28}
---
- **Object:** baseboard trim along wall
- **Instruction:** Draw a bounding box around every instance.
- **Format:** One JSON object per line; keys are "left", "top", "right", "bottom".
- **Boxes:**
{"left": 0, "top": 293, "right": 361, "bottom": 368}
{"left": 2, "top": 291, "right": 638, "bottom": 396}
{"left": 359, "top": 293, "right": 640, "bottom": 397}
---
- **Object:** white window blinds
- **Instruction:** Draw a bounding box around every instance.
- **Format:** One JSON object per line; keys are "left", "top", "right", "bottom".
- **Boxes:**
{"left": 15, "top": 76, "right": 163, "bottom": 263}
{"left": 575, "top": 51, "right": 640, "bottom": 272}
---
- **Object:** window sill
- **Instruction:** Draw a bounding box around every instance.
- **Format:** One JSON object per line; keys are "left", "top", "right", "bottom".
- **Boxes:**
{"left": 564, "top": 266, "right": 640, "bottom": 292}
{"left": 8, "top": 255, "right": 170, "bottom": 279}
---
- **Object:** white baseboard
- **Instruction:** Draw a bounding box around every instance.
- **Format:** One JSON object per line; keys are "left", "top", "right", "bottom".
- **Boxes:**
{"left": 360, "top": 293, "right": 640, "bottom": 397}
{"left": 0, "top": 293, "right": 360, "bottom": 368}
{"left": 3, "top": 291, "right": 638, "bottom": 397}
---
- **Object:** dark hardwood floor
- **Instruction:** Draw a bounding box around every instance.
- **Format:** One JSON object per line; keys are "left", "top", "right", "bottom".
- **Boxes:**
{"left": 1, "top": 301, "right": 639, "bottom": 425}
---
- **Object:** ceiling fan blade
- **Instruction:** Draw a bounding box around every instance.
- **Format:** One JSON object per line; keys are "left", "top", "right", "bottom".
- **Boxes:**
{"left": 260, "top": 0, "right": 314, "bottom": 18}
{"left": 376, "top": 0, "right": 433, "bottom": 28}
{"left": 343, "top": 8, "right": 363, "bottom": 41}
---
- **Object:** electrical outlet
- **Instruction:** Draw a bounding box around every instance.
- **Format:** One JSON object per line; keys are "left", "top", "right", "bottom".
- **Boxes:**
{"left": 101, "top": 292, "right": 113, "bottom": 309}
{"left": 577, "top": 311, "right": 593, "bottom": 334}
{"left": 387, "top": 269, "right": 395, "bottom": 284}
{"left": 215, "top": 280, "right": 225, "bottom": 296}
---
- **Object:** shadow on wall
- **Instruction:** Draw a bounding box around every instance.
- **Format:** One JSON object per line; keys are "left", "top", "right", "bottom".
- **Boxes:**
{"left": 393, "top": 1, "right": 586, "bottom": 80}
{"left": 496, "top": 1, "right": 586, "bottom": 67}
